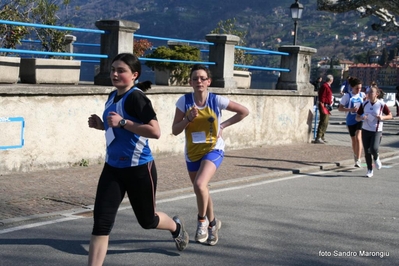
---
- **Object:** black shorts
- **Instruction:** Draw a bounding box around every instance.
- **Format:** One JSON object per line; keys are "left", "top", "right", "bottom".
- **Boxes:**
{"left": 347, "top": 122, "right": 362, "bottom": 137}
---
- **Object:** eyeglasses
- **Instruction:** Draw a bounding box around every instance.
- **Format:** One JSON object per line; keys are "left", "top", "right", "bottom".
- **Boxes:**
{"left": 192, "top": 77, "right": 209, "bottom": 82}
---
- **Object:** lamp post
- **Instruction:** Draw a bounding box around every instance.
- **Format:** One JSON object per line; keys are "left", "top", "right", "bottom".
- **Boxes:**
{"left": 290, "top": 0, "right": 304, "bottom": 45}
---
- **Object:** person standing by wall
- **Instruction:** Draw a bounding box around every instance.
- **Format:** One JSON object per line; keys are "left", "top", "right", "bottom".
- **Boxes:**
{"left": 338, "top": 77, "right": 366, "bottom": 167}
{"left": 87, "top": 53, "right": 189, "bottom": 266}
{"left": 356, "top": 86, "right": 392, "bottom": 178}
{"left": 312, "top": 76, "right": 323, "bottom": 105}
{"left": 171, "top": 64, "right": 249, "bottom": 246}
{"left": 315, "top": 74, "right": 334, "bottom": 144}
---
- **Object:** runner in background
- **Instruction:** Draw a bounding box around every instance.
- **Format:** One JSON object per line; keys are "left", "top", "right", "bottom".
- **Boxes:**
{"left": 356, "top": 86, "right": 393, "bottom": 178}
{"left": 338, "top": 77, "right": 366, "bottom": 168}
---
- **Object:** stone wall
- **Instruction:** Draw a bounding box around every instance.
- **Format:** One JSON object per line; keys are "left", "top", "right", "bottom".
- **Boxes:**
{"left": 0, "top": 85, "right": 315, "bottom": 174}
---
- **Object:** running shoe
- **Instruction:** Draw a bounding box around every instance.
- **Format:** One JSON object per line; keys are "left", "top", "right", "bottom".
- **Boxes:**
{"left": 207, "top": 219, "right": 222, "bottom": 246}
{"left": 366, "top": 170, "right": 373, "bottom": 178}
{"left": 375, "top": 158, "right": 382, "bottom": 170}
{"left": 195, "top": 218, "right": 209, "bottom": 243}
{"left": 354, "top": 159, "right": 361, "bottom": 168}
{"left": 172, "top": 216, "right": 189, "bottom": 251}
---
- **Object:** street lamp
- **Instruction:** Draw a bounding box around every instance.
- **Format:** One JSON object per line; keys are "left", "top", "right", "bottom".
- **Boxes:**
{"left": 290, "top": 0, "right": 304, "bottom": 45}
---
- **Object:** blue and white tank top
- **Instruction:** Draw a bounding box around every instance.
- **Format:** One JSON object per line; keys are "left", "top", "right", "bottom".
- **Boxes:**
{"left": 103, "top": 87, "right": 153, "bottom": 168}
{"left": 341, "top": 92, "right": 365, "bottom": 126}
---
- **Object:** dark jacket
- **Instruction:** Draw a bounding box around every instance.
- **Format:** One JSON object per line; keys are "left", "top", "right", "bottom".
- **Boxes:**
{"left": 312, "top": 80, "right": 322, "bottom": 92}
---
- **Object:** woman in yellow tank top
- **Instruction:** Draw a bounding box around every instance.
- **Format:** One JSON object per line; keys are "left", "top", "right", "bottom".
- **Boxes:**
{"left": 172, "top": 64, "right": 249, "bottom": 246}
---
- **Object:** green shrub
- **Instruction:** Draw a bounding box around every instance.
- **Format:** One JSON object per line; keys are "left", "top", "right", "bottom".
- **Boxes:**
{"left": 0, "top": 0, "right": 73, "bottom": 58}
{"left": 145, "top": 45, "right": 201, "bottom": 85}
{"left": 0, "top": 4, "right": 29, "bottom": 55}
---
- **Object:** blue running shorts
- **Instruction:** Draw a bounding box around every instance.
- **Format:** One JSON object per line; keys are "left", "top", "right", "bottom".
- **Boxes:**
{"left": 186, "top": 149, "right": 224, "bottom": 172}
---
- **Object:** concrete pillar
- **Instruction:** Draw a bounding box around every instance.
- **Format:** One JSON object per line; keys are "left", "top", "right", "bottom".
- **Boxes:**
{"left": 94, "top": 20, "right": 140, "bottom": 85}
{"left": 275, "top": 45, "right": 317, "bottom": 93}
{"left": 205, "top": 34, "right": 239, "bottom": 89}
{"left": 63, "top": 35, "right": 76, "bottom": 60}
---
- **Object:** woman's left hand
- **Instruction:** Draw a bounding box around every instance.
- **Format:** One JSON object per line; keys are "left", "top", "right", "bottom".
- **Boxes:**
{"left": 107, "top": 111, "right": 123, "bottom": 127}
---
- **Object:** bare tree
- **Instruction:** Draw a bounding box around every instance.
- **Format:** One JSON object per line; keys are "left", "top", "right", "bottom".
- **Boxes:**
{"left": 317, "top": 0, "right": 399, "bottom": 31}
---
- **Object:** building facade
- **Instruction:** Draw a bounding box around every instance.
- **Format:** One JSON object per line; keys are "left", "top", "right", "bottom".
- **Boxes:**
{"left": 349, "top": 63, "right": 399, "bottom": 87}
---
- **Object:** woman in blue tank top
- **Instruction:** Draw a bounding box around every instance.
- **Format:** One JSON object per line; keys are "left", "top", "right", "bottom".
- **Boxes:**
{"left": 87, "top": 53, "right": 189, "bottom": 265}
{"left": 338, "top": 77, "right": 366, "bottom": 168}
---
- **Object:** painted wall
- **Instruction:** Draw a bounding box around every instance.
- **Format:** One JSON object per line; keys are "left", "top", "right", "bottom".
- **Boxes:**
{"left": 0, "top": 85, "right": 314, "bottom": 174}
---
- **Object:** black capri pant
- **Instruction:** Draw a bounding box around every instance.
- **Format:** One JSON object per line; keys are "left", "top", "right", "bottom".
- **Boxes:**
{"left": 92, "top": 161, "right": 160, "bottom": 235}
{"left": 362, "top": 129, "right": 382, "bottom": 171}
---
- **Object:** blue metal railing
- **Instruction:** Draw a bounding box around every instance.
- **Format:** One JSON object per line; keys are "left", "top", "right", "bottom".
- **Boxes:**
{"left": 73, "top": 42, "right": 101, "bottom": 47}
{"left": 134, "top": 34, "right": 289, "bottom": 72}
{"left": 142, "top": 57, "right": 215, "bottom": 65}
{"left": 135, "top": 34, "right": 213, "bottom": 46}
{"left": 234, "top": 46, "right": 289, "bottom": 72}
{"left": 0, "top": 19, "right": 107, "bottom": 60}
{"left": 235, "top": 46, "right": 288, "bottom": 56}
{"left": 0, "top": 19, "right": 290, "bottom": 77}
{"left": 134, "top": 34, "right": 212, "bottom": 66}
{"left": 234, "top": 64, "right": 289, "bottom": 72}
{"left": 0, "top": 48, "right": 107, "bottom": 58}
{"left": 0, "top": 19, "right": 105, "bottom": 34}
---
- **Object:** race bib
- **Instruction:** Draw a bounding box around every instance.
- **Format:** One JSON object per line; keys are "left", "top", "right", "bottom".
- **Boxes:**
{"left": 191, "top": 131, "right": 206, "bottom": 143}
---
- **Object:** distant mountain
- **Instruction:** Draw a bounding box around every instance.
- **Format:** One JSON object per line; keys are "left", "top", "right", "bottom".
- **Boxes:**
{"left": 63, "top": 0, "right": 395, "bottom": 55}
{"left": 59, "top": 0, "right": 398, "bottom": 81}
{"left": 64, "top": 0, "right": 290, "bottom": 40}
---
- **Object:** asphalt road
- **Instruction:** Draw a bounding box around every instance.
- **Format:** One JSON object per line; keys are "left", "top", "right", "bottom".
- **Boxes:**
{"left": 1, "top": 156, "right": 398, "bottom": 266}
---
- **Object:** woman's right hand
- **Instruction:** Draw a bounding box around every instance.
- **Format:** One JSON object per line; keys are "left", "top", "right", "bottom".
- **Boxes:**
{"left": 188, "top": 106, "right": 199, "bottom": 121}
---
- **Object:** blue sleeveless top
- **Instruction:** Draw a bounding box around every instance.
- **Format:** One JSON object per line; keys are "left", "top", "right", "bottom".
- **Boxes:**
{"left": 102, "top": 87, "right": 153, "bottom": 168}
{"left": 345, "top": 92, "right": 365, "bottom": 126}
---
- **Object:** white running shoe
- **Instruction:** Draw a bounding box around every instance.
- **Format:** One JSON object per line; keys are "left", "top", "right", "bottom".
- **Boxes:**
{"left": 195, "top": 219, "right": 209, "bottom": 243}
{"left": 354, "top": 159, "right": 361, "bottom": 168}
{"left": 366, "top": 170, "right": 373, "bottom": 178}
{"left": 207, "top": 219, "right": 222, "bottom": 246}
{"left": 375, "top": 158, "right": 382, "bottom": 170}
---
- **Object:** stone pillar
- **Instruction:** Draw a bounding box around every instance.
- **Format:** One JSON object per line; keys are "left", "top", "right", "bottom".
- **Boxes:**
{"left": 275, "top": 46, "right": 317, "bottom": 93}
{"left": 167, "top": 41, "right": 187, "bottom": 49}
{"left": 63, "top": 35, "right": 76, "bottom": 60}
{"left": 94, "top": 20, "right": 140, "bottom": 86}
{"left": 205, "top": 34, "right": 239, "bottom": 89}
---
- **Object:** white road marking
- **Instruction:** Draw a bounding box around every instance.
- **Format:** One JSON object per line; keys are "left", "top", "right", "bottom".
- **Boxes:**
{"left": 0, "top": 216, "right": 79, "bottom": 234}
